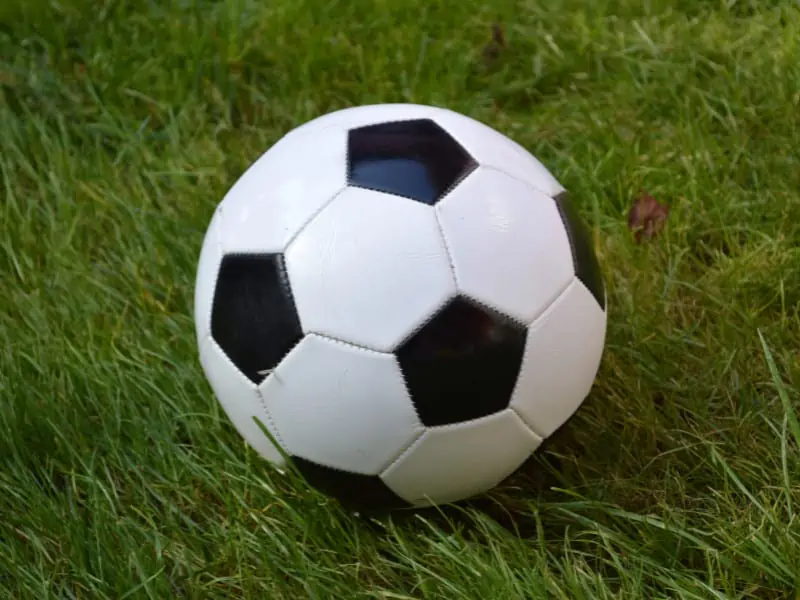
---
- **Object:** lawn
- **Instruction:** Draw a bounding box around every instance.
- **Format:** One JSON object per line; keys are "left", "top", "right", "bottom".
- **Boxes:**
{"left": 2, "top": 0, "right": 800, "bottom": 597}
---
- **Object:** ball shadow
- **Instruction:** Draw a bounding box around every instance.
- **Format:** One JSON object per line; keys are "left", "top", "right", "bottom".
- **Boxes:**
{"left": 362, "top": 422, "right": 584, "bottom": 538}
{"left": 357, "top": 390, "right": 668, "bottom": 542}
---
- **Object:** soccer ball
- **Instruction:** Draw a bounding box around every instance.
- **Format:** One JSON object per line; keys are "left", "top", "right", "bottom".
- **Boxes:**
{"left": 194, "top": 103, "right": 607, "bottom": 510}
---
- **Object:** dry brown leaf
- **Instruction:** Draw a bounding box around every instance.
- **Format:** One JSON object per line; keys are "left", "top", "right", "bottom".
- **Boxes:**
{"left": 628, "top": 192, "right": 669, "bottom": 243}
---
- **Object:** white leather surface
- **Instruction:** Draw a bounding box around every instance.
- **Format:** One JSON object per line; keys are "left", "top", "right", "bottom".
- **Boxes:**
{"left": 198, "top": 335, "right": 286, "bottom": 465}
{"left": 381, "top": 409, "right": 542, "bottom": 506}
{"left": 285, "top": 186, "right": 457, "bottom": 352}
{"left": 510, "top": 279, "right": 607, "bottom": 438}
{"left": 260, "top": 334, "right": 423, "bottom": 475}
{"left": 436, "top": 167, "right": 575, "bottom": 325}
{"left": 194, "top": 207, "right": 224, "bottom": 344}
{"left": 218, "top": 127, "right": 348, "bottom": 254}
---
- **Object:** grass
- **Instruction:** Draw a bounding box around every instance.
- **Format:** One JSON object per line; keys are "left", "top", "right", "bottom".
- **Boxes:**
{"left": 1, "top": 0, "right": 800, "bottom": 597}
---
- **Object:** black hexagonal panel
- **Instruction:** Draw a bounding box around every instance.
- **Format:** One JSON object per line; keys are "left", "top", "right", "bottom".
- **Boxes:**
{"left": 553, "top": 192, "right": 605, "bottom": 310}
{"left": 211, "top": 253, "right": 303, "bottom": 384}
{"left": 292, "top": 456, "right": 409, "bottom": 512}
{"left": 347, "top": 119, "right": 477, "bottom": 205}
{"left": 395, "top": 296, "right": 527, "bottom": 427}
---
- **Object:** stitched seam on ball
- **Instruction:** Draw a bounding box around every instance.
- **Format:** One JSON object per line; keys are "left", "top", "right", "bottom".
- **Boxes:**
{"left": 306, "top": 331, "right": 391, "bottom": 355}
{"left": 392, "top": 292, "right": 454, "bottom": 360}
{"left": 384, "top": 211, "right": 463, "bottom": 356}
{"left": 491, "top": 425, "right": 543, "bottom": 484}
{"left": 424, "top": 409, "right": 505, "bottom": 432}
{"left": 480, "top": 163, "right": 564, "bottom": 199}
{"left": 457, "top": 291, "right": 530, "bottom": 330}
{"left": 255, "top": 332, "right": 306, "bottom": 382}
{"left": 380, "top": 426, "right": 427, "bottom": 477}
{"left": 377, "top": 426, "right": 425, "bottom": 476}
{"left": 529, "top": 278, "right": 575, "bottom": 330}
{"left": 346, "top": 162, "right": 474, "bottom": 204}
{"left": 254, "top": 386, "right": 288, "bottom": 451}
{"left": 525, "top": 276, "right": 574, "bottom": 328}
{"left": 509, "top": 404, "right": 547, "bottom": 440}
{"left": 283, "top": 185, "right": 348, "bottom": 256}
{"left": 206, "top": 336, "right": 289, "bottom": 452}
{"left": 432, "top": 208, "right": 458, "bottom": 285}
{"left": 389, "top": 351, "right": 423, "bottom": 427}
{"left": 510, "top": 279, "right": 578, "bottom": 439}
{"left": 346, "top": 183, "right": 430, "bottom": 203}
{"left": 436, "top": 158, "right": 479, "bottom": 204}
{"left": 265, "top": 118, "right": 361, "bottom": 164}
{"left": 276, "top": 252, "right": 300, "bottom": 328}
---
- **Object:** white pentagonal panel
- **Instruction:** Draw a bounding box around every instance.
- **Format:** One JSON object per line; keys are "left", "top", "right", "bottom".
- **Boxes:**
{"left": 260, "top": 334, "right": 424, "bottom": 475}
{"left": 510, "top": 279, "right": 607, "bottom": 438}
{"left": 194, "top": 207, "right": 224, "bottom": 344}
{"left": 381, "top": 409, "right": 542, "bottom": 506}
{"left": 198, "top": 335, "right": 286, "bottom": 466}
{"left": 436, "top": 167, "right": 575, "bottom": 325}
{"left": 285, "top": 187, "right": 457, "bottom": 352}
{"left": 218, "top": 128, "right": 347, "bottom": 254}
{"left": 433, "top": 109, "right": 565, "bottom": 198}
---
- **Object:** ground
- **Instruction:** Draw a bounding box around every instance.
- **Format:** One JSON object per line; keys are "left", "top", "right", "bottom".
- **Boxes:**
{"left": 1, "top": 0, "right": 799, "bottom": 597}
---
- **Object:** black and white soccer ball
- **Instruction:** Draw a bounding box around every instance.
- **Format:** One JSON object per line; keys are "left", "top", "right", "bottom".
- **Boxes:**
{"left": 194, "top": 103, "right": 607, "bottom": 510}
